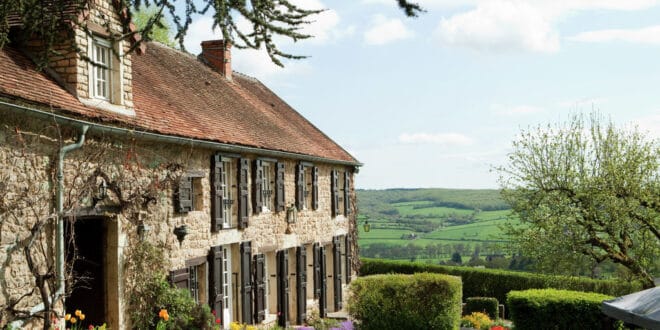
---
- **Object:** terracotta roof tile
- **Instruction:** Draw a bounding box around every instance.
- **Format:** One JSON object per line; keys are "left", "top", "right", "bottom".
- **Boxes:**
{"left": 0, "top": 43, "right": 358, "bottom": 164}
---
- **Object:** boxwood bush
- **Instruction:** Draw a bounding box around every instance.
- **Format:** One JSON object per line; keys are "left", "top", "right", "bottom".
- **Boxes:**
{"left": 360, "top": 258, "right": 640, "bottom": 306}
{"left": 348, "top": 273, "right": 462, "bottom": 330}
{"left": 507, "top": 289, "right": 613, "bottom": 330}
{"left": 464, "top": 297, "right": 498, "bottom": 320}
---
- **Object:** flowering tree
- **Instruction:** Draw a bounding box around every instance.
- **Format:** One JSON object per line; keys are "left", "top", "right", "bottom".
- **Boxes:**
{"left": 498, "top": 113, "right": 660, "bottom": 288}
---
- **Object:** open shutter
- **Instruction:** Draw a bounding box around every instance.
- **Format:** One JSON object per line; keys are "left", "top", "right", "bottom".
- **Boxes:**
{"left": 296, "top": 163, "right": 305, "bottom": 210}
{"left": 313, "top": 243, "right": 320, "bottom": 299}
{"left": 169, "top": 267, "right": 190, "bottom": 289}
{"left": 296, "top": 246, "right": 307, "bottom": 324}
{"left": 344, "top": 171, "right": 351, "bottom": 215}
{"left": 276, "top": 162, "right": 286, "bottom": 211}
{"left": 345, "top": 235, "right": 352, "bottom": 284}
{"left": 239, "top": 158, "right": 249, "bottom": 229}
{"left": 209, "top": 246, "right": 224, "bottom": 321}
{"left": 253, "top": 254, "right": 266, "bottom": 323}
{"left": 176, "top": 176, "right": 193, "bottom": 213}
{"left": 331, "top": 170, "right": 339, "bottom": 217}
{"left": 277, "top": 250, "right": 290, "bottom": 327}
{"left": 333, "top": 236, "right": 343, "bottom": 310}
{"left": 312, "top": 167, "right": 319, "bottom": 210}
{"left": 211, "top": 155, "right": 225, "bottom": 231}
{"left": 240, "top": 242, "right": 253, "bottom": 324}
{"left": 253, "top": 160, "right": 264, "bottom": 214}
{"left": 319, "top": 246, "right": 328, "bottom": 318}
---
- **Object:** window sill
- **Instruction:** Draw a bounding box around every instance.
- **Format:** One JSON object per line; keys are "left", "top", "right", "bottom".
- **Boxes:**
{"left": 80, "top": 97, "right": 135, "bottom": 117}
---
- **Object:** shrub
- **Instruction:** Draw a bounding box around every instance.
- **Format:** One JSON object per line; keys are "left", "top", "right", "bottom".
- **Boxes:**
{"left": 348, "top": 272, "right": 462, "bottom": 330}
{"left": 460, "top": 312, "right": 492, "bottom": 330}
{"left": 506, "top": 289, "right": 613, "bottom": 330}
{"left": 360, "top": 258, "right": 641, "bottom": 307}
{"left": 464, "top": 297, "right": 499, "bottom": 320}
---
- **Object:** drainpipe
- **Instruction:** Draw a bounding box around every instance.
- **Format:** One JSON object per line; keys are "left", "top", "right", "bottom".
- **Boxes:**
{"left": 56, "top": 125, "right": 89, "bottom": 299}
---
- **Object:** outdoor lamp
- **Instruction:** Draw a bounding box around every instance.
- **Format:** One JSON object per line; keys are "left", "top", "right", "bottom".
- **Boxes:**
{"left": 98, "top": 179, "right": 108, "bottom": 200}
{"left": 173, "top": 225, "right": 189, "bottom": 246}
{"left": 363, "top": 217, "right": 371, "bottom": 232}
{"left": 286, "top": 204, "right": 297, "bottom": 224}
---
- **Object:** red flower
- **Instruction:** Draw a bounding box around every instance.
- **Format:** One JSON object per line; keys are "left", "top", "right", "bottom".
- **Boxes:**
{"left": 216, "top": 318, "right": 221, "bottom": 324}
{"left": 490, "top": 326, "right": 506, "bottom": 330}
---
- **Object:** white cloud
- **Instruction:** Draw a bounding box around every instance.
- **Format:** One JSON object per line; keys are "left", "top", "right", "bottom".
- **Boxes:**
{"left": 631, "top": 113, "right": 660, "bottom": 139}
{"left": 364, "top": 14, "right": 414, "bottom": 45}
{"left": 399, "top": 132, "right": 473, "bottom": 146}
{"left": 433, "top": 0, "right": 660, "bottom": 53}
{"left": 435, "top": 0, "right": 560, "bottom": 53}
{"left": 558, "top": 97, "right": 607, "bottom": 109}
{"left": 567, "top": 25, "right": 660, "bottom": 45}
{"left": 494, "top": 104, "right": 543, "bottom": 116}
{"left": 361, "top": 0, "right": 477, "bottom": 7}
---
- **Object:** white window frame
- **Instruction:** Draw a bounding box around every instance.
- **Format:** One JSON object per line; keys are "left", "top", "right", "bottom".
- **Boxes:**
{"left": 262, "top": 162, "right": 274, "bottom": 212}
{"left": 92, "top": 37, "right": 112, "bottom": 100}
{"left": 222, "top": 159, "right": 234, "bottom": 228}
{"left": 222, "top": 246, "right": 232, "bottom": 326}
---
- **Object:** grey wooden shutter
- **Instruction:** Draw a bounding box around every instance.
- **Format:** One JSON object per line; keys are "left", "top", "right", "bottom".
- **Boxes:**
{"left": 331, "top": 170, "right": 339, "bottom": 217}
{"left": 319, "top": 246, "right": 328, "bottom": 318}
{"left": 253, "top": 253, "right": 266, "bottom": 323}
{"left": 240, "top": 242, "right": 253, "bottom": 324}
{"left": 312, "top": 167, "right": 319, "bottom": 210}
{"left": 176, "top": 176, "right": 193, "bottom": 213}
{"left": 277, "top": 250, "right": 290, "bottom": 327}
{"left": 296, "top": 163, "right": 305, "bottom": 210}
{"left": 209, "top": 246, "right": 224, "bottom": 320}
{"left": 333, "top": 236, "right": 343, "bottom": 310}
{"left": 239, "top": 158, "right": 249, "bottom": 229}
{"left": 345, "top": 235, "right": 352, "bottom": 284}
{"left": 253, "top": 160, "right": 263, "bottom": 214}
{"left": 211, "top": 154, "right": 225, "bottom": 231}
{"left": 276, "top": 162, "right": 286, "bottom": 212}
{"left": 313, "top": 243, "right": 320, "bottom": 299}
{"left": 296, "top": 246, "right": 307, "bottom": 324}
{"left": 169, "top": 267, "right": 190, "bottom": 289}
{"left": 344, "top": 171, "right": 351, "bottom": 215}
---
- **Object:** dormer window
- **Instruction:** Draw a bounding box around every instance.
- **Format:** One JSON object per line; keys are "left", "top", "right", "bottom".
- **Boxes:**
{"left": 92, "top": 38, "right": 112, "bottom": 100}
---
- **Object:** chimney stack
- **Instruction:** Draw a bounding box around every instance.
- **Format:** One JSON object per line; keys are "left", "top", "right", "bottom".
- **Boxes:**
{"left": 200, "top": 40, "right": 232, "bottom": 81}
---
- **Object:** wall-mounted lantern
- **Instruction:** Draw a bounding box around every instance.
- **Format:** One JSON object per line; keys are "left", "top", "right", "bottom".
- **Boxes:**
{"left": 286, "top": 204, "right": 297, "bottom": 224}
{"left": 173, "top": 225, "right": 189, "bottom": 246}
{"left": 98, "top": 179, "right": 108, "bottom": 200}
{"left": 363, "top": 216, "right": 371, "bottom": 233}
{"left": 137, "top": 222, "right": 151, "bottom": 241}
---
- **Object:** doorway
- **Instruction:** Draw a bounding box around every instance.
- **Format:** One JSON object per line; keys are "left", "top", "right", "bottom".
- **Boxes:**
{"left": 65, "top": 217, "right": 106, "bottom": 326}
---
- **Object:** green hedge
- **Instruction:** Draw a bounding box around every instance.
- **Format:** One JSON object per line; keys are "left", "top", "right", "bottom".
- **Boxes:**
{"left": 348, "top": 273, "right": 462, "bottom": 330}
{"left": 507, "top": 289, "right": 613, "bottom": 330}
{"left": 360, "top": 258, "right": 641, "bottom": 306}
{"left": 464, "top": 297, "right": 498, "bottom": 320}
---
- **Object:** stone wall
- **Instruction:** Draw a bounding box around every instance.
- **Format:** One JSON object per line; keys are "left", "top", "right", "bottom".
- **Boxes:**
{"left": 0, "top": 110, "right": 356, "bottom": 328}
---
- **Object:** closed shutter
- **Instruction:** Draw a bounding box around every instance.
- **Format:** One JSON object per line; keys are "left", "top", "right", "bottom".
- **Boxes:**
{"left": 331, "top": 170, "right": 339, "bottom": 217}
{"left": 296, "top": 246, "right": 307, "bottom": 324}
{"left": 239, "top": 158, "right": 249, "bottom": 229}
{"left": 240, "top": 242, "right": 253, "bottom": 324}
{"left": 211, "top": 154, "right": 225, "bottom": 231}
{"left": 169, "top": 267, "right": 190, "bottom": 289}
{"left": 319, "top": 246, "right": 328, "bottom": 318}
{"left": 312, "top": 167, "right": 319, "bottom": 210}
{"left": 313, "top": 243, "right": 320, "bottom": 299}
{"left": 176, "top": 176, "right": 193, "bottom": 213}
{"left": 277, "top": 250, "right": 290, "bottom": 327}
{"left": 333, "top": 236, "right": 343, "bottom": 310}
{"left": 253, "top": 253, "right": 266, "bottom": 323}
{"left": 296, "top": 163, "right": 305, "bottom": 210}
{"left": 345, "top": 235, "right": 352, "bottom": 284}
{"left": 254, "top": 160, "right": 263, "bottom": 214}
{"left": 209, "top": 246, "right": 224, "bottom": 322}
{"left": 276, "top": 162, "right": 286, "bottom": 212}
{"left": 344, "top": 171, "right": 351, "bottom": 215}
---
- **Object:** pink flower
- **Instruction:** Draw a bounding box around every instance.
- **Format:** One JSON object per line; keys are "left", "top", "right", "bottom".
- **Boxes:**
{"left": 88, "top": 325, "right": 95, "bottom": 330}
{"left": 212, "top": 309, "right": 216, "bottom": 316}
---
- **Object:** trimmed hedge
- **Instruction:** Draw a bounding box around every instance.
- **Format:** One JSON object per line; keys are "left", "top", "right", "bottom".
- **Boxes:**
{"left": 348, "top": 273, "right": 462, "bottom": 330}
{"left": 464, "top": 297, "right": 498, "bottom": 320}
{"left": 507, "top": 289, "right": 613, "bottom": 330}
{"left": 360, "top": 258, "right": 641, "bottom": 306}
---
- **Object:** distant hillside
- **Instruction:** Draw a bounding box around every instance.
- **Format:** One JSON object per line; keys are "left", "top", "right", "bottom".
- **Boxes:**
{"left": 357, "top": 188, "right": 509, "bottom": 219}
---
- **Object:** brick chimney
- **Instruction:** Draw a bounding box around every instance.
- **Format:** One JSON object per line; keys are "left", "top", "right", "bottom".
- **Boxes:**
{"left": 200, "top": 40, "right": 232, "bottom": 81}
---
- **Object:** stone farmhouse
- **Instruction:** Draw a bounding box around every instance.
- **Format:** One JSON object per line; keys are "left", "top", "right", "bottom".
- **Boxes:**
{"left": 0, "top": 0, "right": 360, "bottom": 328}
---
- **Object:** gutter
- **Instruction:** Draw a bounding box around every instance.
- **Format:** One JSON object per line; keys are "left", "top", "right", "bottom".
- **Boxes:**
{"left": 0, "top": 101, "right": 363, "bottom": 167}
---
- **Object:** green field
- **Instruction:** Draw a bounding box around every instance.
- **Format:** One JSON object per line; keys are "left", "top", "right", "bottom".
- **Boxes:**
{"left": 357, "top": 189, "right": 518, "bottom": 262}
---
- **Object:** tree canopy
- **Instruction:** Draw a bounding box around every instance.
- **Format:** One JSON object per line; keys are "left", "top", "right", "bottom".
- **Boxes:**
{"left": 0, "top": 0, "right": 423, "bottom": 66}
{"left": 498, "top": 113, "right": 660, "bottom": 288}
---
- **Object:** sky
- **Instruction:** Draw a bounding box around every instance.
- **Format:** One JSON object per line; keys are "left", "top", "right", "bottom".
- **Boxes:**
{"left": 177, "top": 0, "right": 660, "bottom": 190}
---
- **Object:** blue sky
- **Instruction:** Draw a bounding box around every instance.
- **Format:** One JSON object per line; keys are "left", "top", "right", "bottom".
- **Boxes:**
{"left": 179, "top": 0, "right": 660, "bottom": 189}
